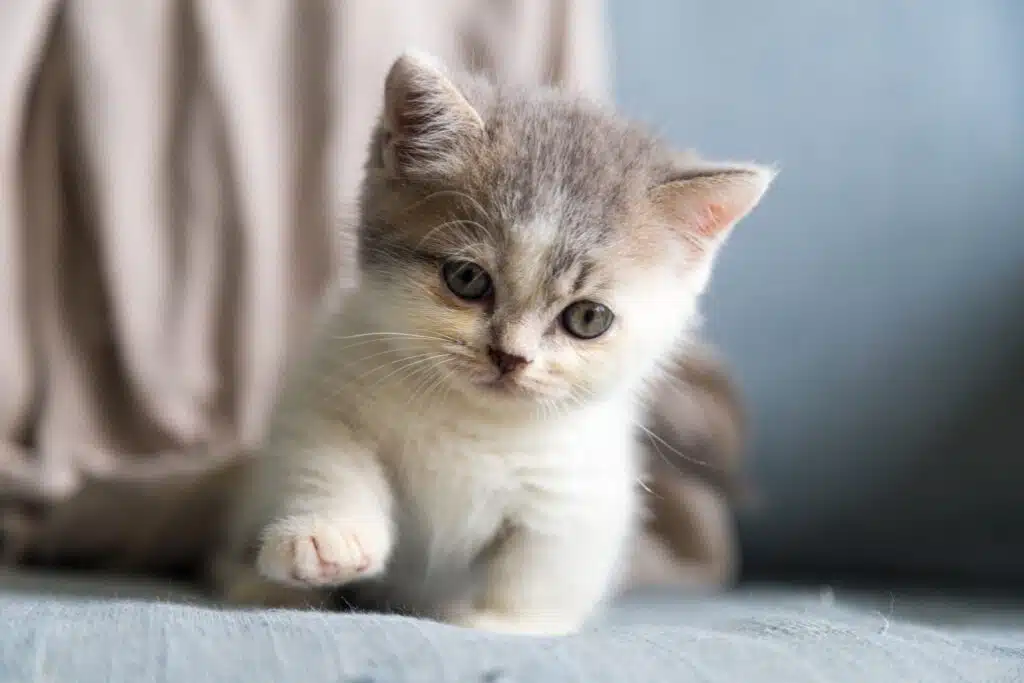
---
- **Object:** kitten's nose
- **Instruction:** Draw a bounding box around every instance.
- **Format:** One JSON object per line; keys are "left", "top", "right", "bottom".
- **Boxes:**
{"left": 487, "top": 346, "right": 530, "bottom": 375}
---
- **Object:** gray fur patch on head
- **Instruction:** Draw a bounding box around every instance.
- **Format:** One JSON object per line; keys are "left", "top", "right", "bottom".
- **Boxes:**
{"left": 360, "top": 56, "right": 675, "bottom": 289}
{"left": 352, "top": 52, "right": 773, "bottom": 405}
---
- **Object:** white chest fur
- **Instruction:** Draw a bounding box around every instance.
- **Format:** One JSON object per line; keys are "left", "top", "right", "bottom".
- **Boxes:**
{"left": 241, "top": 310, "right": 648, "bottom": 628}
{"left": 361, "top": 393, "right": 640, "bottom": 603}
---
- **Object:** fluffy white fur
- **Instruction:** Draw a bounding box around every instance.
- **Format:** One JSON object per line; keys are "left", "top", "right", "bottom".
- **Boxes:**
{"left": 216, "top": 52, "right": 774, "bottom": 636}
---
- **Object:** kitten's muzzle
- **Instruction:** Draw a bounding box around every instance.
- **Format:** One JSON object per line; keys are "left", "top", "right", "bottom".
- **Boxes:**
{"left": 487, "top": 346, "right": 530, "bottom": 376}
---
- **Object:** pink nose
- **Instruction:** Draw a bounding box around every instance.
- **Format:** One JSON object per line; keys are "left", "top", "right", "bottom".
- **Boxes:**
{"left": 487, "top": 346, "right": 530, "bottom": 375}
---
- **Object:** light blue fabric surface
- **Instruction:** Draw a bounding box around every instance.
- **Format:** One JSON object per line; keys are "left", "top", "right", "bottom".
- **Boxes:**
{"left": 1, "top": 579, "right": 1022, "bottom": 682}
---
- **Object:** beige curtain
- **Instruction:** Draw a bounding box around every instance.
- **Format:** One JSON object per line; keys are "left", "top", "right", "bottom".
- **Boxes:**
{"left": 0, "top": 0, "right": 741, "bottom": 586}
{"left": 0, "top": 0, "right": 609, "bottom": 568}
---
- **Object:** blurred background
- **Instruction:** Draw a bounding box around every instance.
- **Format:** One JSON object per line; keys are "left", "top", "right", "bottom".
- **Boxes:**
{"left": 611, "top": 1, "right": 1024, "bottom": 585}
{"left": 0, "top": 0, "right": 1022, "bottom": 591}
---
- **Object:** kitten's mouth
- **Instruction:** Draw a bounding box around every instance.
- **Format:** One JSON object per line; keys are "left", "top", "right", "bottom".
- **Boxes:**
{"left": 444, "top": 350, "right": 546, "bottom": 400}
{"left": 481, "top": 375, "right": 527, "bottom": 394}
{"left": 472, "top": 369, "right": 537, "bottom": 398}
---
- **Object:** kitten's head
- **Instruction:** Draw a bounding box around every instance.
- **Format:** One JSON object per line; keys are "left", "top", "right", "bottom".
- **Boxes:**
{"left": 356, "top": 52, "right": 773, "bottom": 412}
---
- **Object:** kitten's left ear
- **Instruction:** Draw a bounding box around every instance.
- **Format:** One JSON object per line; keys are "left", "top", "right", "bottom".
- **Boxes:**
{"left": 651, "top": 163, "right": 777, "bottom": 249}
{"left": 380, "top": 51, "right": 486, "bottom": 179}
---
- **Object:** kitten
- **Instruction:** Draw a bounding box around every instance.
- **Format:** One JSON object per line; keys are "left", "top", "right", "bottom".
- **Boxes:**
{"left": 214, "top": 51, "right": 774, "bottom": 636}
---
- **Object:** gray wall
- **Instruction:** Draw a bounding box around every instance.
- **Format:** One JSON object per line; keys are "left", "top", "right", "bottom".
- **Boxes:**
{"left": 611, "top": 1, "right": 1024, "bottom": 580}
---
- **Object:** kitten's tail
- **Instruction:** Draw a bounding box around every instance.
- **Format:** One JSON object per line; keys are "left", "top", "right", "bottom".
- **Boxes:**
{"left": 629, "top": 342, "right": 749, "bottom": 592}
{"left": 647, "top": 341, "right": 749, "bottom": 500}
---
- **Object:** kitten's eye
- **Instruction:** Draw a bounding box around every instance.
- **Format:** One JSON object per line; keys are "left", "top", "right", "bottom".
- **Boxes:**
{"left": 561, "top": 301, "right": 614, "bottom": 339}
{"left": 442, "top": 260, "right": 493, "bottom": 300}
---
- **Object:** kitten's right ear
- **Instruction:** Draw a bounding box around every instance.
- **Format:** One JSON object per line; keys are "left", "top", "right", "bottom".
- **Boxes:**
{"left": 651, "top": 162, "right": 776, "bottom": 250}
{"left": 380, "top": 51, "right": 485, "bottom": 178}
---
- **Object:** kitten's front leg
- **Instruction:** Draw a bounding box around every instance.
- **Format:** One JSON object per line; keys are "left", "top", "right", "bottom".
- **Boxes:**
{"left": 454, "top": 508, "right": 633, "bottom": 636}
{"left": 247, "top": 425, "right": 395, "bottom": 591}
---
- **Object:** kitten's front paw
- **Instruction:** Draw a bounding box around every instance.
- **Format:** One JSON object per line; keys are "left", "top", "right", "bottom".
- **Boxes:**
{"left": 451, "top": 610, "right": 584, "bottom": 637}
{"left": 257, "top": 514, "right": 392, "bottom": 588}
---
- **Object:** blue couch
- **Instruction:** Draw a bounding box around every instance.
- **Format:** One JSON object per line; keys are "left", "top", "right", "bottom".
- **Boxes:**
{"left": 1, "top": 572, "right": 1022, "bottom": 681}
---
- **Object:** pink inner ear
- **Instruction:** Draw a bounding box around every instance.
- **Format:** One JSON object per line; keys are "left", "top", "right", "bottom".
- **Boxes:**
{"left": 696, "top": 202, "right": 730, "bottom": 238}
{"left": 652, "top": 166, "right": 774, "bottom": 247}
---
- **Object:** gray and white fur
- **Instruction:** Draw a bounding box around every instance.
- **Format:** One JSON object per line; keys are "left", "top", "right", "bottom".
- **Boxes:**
{"left": 214, "top": 51, "right": 774, "bottom": 635}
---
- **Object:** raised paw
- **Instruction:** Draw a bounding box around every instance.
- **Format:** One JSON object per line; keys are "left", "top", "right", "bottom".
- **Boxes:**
{"left": 256, "top": 514, "right": 392, "bottom": 588}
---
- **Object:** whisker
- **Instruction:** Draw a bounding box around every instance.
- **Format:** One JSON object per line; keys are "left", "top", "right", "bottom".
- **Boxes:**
{"left": 433, "top": 359, "right": 459, "bottom": 414}
{"left": 567, "top": 384, "right": 713, "bottom": 470}
{"left": 328, "top": 331, "right": 453, "bottom": 343}
{"left": 365, "top": 353, "right": 451, "bottom": 392}
{"left": 344, "top": 344, "right": 435, "bottom": 367}
{"left": 313, "top": 344, "right": 432, "bottom": 390}
{"left": 322, "top": 351, "right": 443, "bottom": 400}
{"left": 326, "top": 338, "right": 437, "bottom": 358}
{"left": 634, "top": 422, "right": 712, "bottom": 469}
{"left": 407, "top": 358, "right": 459, "bottom": 416}
{"left": 399, "top": 189, "right": 493, "bottom": 223}
{"left": 403, "top": 355, "right": 455, "bottom": 405}
{"left": 398, "top": 357, "right": 460, "bottom": 462}
{"left": 415, "top": 219, "right": 494, "bottom": 252}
